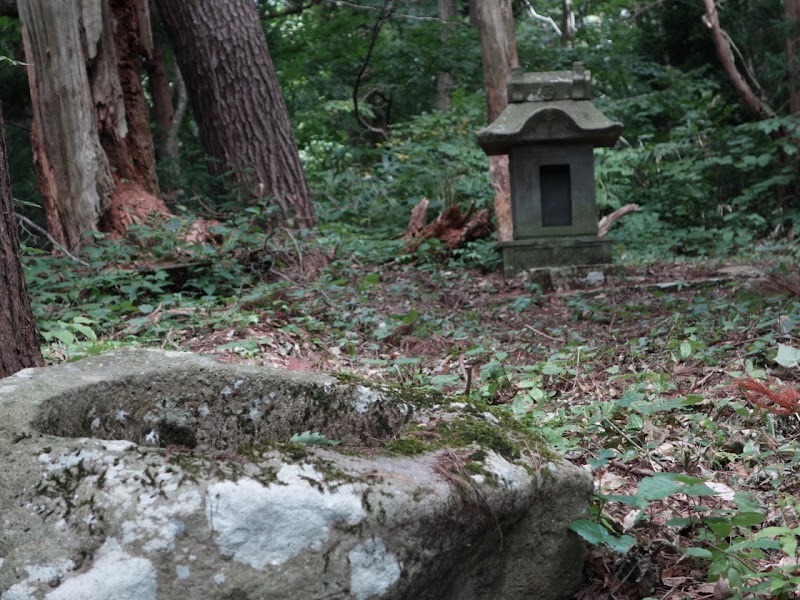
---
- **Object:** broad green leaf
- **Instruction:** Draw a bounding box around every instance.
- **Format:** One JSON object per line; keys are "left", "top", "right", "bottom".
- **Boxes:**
{"left": 775, "top": 344, "right": 800, "bottom": 369}
{"left": 48, "top": 330, "right": 75, "bottom": 345}
{"left": 607, "top": 535, "right": 636, "bottom": 554}
{"left": 753, "top": 526, "right": 796, "bottom": 539}
{"left": 636, "top": 475, "right": 684, "bottom": 500}
{"left": 511, "top": 395, "right": 533, "bottom": 417}
{"left": 683, "top": 547, "right": 713, "bottom": 559}
{"left": 682, "top": 483, "right": 718, "bottom": 497}
{"left": 783, "top": 537, "right": 798, "bottom": 558}
{"left": 729, "top": 512, "right": 766, "bottom": 527}
{"left": 705, "top": 518, "right": 732, "bottom": 538}
{"left": 728, "top": 537, "right": 780, "bottom": 552}
{"left": 71, "top": 323, "right": 97, "bottom": 340}
{"left": 568, "top": 519, "right": 634, "bottom": 552}
{"left": 568, "top": 520, "right": 611, "bottom": 545}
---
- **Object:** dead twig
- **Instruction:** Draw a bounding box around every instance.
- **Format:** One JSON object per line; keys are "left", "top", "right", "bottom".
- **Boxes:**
{"left": 523, "top": 324, "right": 565, "bottom": 343}
{"left": 15, "top": 212, "right": 91, "bottom": 267}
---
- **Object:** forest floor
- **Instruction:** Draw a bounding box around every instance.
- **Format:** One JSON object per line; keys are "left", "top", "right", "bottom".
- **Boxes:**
{"left": 175, "top": 256, "right": 799, "bottom": 599}
{"left": 31, "top": 245, "right": 800, "bottom": 599}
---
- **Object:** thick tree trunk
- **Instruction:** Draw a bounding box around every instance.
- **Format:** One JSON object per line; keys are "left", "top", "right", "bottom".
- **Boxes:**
{"left": 0, "top": 100, "right": 44, "bottom": 377}
{"left": 19, "top": 0, "right": 168, "bottom": 249}
{"left": 156, "top": 0, "right": 317, "bottom": 227}
{"left": 20, "top": 0, "right": 114, "bottom": 249}
{"left": 788, "top": 0, "right": 800, "bottom": 115}
{"left": 475, "top": 0, "right": 518, "bottom": 243}
{"left": 436, "top": 0, "right": 457, "bottom": 110}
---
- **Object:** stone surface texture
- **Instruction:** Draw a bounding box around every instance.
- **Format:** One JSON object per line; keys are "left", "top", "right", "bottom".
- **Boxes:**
{"left": 0, "top": 350, "right": 591, "bottom": 600}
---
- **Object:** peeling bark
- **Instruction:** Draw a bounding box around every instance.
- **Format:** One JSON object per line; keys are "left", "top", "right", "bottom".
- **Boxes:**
{"left": 404, "top": 200, "right": 493, "bottom": 252}
{"left": 475, "top": 0, "right": 517, "bottom": 243}
{"left": 19, "top": 0, "right": 167, "bottom": 249}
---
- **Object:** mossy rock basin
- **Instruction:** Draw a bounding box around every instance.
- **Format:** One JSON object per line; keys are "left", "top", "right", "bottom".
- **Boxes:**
{"left": 0, "top": 350, "right": 591, "bottom": 600}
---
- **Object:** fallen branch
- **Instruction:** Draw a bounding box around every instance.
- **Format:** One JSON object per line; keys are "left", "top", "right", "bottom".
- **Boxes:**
{"left": 598, "top": 203, "right": 640, "bottom": 237}
{"left": 15, "top": 212, "right": 90, "bottom": 267}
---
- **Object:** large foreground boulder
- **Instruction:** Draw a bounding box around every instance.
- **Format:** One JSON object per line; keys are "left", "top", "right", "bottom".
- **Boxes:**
{"left": 0, "top": 350, "right": 591, "bottom": 600}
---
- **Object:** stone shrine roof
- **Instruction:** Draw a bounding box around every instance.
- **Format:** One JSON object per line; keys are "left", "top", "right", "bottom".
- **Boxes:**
{"left": 477, "top": 63, "right": 622, "bottom": 155}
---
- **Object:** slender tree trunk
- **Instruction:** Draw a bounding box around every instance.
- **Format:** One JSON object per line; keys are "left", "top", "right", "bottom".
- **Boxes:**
{"left": 145, "top": 0, "right": 184, "bottom": 166}
{"left": 156, "top": 0, "right": 317, "bottom": 227}
{"left": 436, "top": 0, "right": 457, "bottom": 110}
{"left": 475, "top": 0, "right": 518, "bottom": 243}
{"left": 702, "top": 0, "right": 775, "bottom": 120}
{"left": 788, "top": 0, "right": 800, "bottom": 115}
{"left": 0, "top": 100, "right": 43, "bottom": 377}
{"left": 19, "top": 0, "right": 168, "bottom": 249}
{"left": 145, "top": 29, "right": 175, "bottom": 157}
{"left": 562, "top": 0, "right": 575, "bottom": 45}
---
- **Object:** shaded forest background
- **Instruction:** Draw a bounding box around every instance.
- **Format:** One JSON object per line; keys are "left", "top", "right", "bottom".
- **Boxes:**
{"left": 0, "top": 0, "right": 798, "bottom": 259}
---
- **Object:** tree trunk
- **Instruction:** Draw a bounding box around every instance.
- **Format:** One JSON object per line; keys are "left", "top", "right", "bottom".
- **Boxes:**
{"left": 145, "top": 0, "right": 185, "bottom": 170}
{"left": 145, "top": 27, "right": 176, "bottom": 157}
{"left": 702, "top": 0, "right": 775, "bottom": 120}
{"left": 475, "top": 0, "right": 518, "bottom": 243}
{"left": 788, "top": 0, "right": 800, "bottom": 115}
{"left": 436, "top": 0, "right": 457, "bottom": 110}
{"left": 155, "top": 0, "right": 317, "bottom": 227}
{"left": 19, "top": 0, "right": 168, "bottom": 250}
{"left": 107, "top": 0, "right": 160, "bottom": 196}
{"left": 562, "top": 0, "right": 575, "bottom": 45}
{"left": 0, "top": 100, "right": 44, "bottom": 377}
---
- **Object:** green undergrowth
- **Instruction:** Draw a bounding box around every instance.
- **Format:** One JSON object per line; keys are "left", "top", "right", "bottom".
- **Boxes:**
{"left": 19, "top": 209, "right": 800, "bottom": 599}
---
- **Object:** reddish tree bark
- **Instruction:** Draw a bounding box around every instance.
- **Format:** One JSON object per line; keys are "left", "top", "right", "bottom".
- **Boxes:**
{"left": 156, "top": 0, "right": 317, "bottom": 227}
{"left": 19, "top": 0, "right": 168, "bottom": 249}
{"left": 106, "top": 0, "right": 159, "bottom": 196}
{"left": 0, "top": 100, "right": 43, "bottom": 377}
{"left": 475, "top": 0, "right": 518, "bottom": 243}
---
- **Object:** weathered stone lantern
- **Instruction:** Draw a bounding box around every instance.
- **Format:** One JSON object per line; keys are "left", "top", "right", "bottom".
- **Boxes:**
{"left": 477, "top": 62, "right": 622, "bottom": 276}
